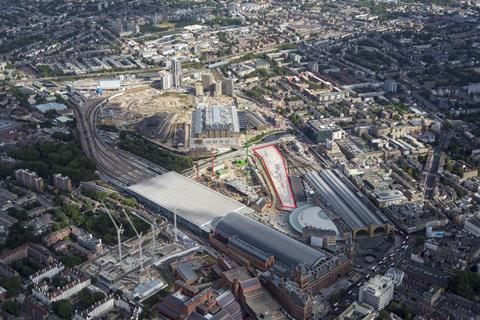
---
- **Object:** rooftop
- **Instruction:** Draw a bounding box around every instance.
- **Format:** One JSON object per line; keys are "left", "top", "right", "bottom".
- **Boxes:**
{"left": 288, "top": 204, "right": 340, "bottom": 236}
{"left": 466, "top": 216, "right": 480, "bottom": 229}
{"left": 214, "top": 212, "right": 327, "bottom": 270}
{"left": 305, "top": 169, "right": 387, "bottom": 229}
{"left": 374, "top": 190, "right": 407, "bottom": 202}
{"left": 361, "top": 275, "right": 394, "bottom": 297}
{"left": 253, "top": 144, "right": 296, "bottom": 210}
{"left": 193, "top": 104, "right": 240, "bottom": 134}
{"left": 127, "top": 172, "right": 253, "bottom": 232}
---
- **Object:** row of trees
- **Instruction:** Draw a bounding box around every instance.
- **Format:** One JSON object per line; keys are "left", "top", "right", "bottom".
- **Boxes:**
{"left": 119, "top": 131, "right": 193, "bottom": 172}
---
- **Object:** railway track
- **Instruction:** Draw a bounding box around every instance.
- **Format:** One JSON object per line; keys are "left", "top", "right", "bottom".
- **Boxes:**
{"left": 72, "top": 97, "right": 165, "bottom": 186}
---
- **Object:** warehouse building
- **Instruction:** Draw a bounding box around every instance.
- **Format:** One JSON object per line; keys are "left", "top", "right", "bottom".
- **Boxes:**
{"left": 191, "top": 103, "right": 242, "bottom": 149}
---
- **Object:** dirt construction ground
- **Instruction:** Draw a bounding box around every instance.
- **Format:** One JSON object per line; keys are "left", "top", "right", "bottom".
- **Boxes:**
{"left": 104, "top": 86, "right": 195, "bottom": 128}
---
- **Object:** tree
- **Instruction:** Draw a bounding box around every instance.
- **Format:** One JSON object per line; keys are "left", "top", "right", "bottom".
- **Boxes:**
{"left": 83, "top": 189, "right": 108, "bottom": 202}
{"left": 445, "top": 158, "right": 454, "bottom": 172}
{"left": 79, "top": 289, "right": 105, "bottom": 307}
{"left": 63, "top": 203, "right": 85, "bottom": 225}
{"left": 6, "top": 224, "right": 40, "bottom": 249}
{"left": 6, "top": 207, "right": 28, "bottom": 221}
{"left": 406, "top": 168, "right": 414, "bottom": 177}
{"left": 44, "top": 109, "right": 59, "bottom": 119}
{"left": 376, "top": 309, "right": 389, "bottom": 320}
{"left": 415, "top": 237, "right": 426, "bottom": 246}
{"left": 122, "top": 197, "right": 137, "bottom": 207}
{"left": 118, "top": 132, "right": 193, "bottom": 172}
{"left": 58, "top": 254, "right": 85, "bottom": 268}
{"left": 53, "top": 300, "right": 73, "bottom": 319}
{"left": 329, "top": 288, "right": 347, "bottom": 304}
{"left": 450, "top": 271, "right": 480, "bottom": 299}
{"left": 1, "top": 275, "right": 22, "bottom": 295}
{"left": 2, "top": 300, "right": 20, "bottom": 316}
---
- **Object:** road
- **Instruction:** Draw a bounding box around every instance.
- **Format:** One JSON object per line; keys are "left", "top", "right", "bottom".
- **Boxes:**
{"left": 71, "top": 96, "right": 165, "bottom": 186}
{"left": 422, "top": 130, "right": 447, "bottom": 200}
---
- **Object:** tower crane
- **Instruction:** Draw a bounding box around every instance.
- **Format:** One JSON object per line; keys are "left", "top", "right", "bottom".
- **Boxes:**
{"left": 122, "top": 209, "right": 144, "bottom": 271}
{"left": 104, "top": 206, "right": 124, "bottom": 262}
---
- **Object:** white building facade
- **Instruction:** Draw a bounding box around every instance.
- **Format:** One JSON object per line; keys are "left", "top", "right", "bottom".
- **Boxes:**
{"left": 359, "top": 275, "right": 394, "bottom": 311}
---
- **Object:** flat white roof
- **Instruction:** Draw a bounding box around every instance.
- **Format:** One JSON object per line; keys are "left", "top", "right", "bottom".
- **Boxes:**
{"left": 127, "top": 172, "right": 253, "bottom": 232}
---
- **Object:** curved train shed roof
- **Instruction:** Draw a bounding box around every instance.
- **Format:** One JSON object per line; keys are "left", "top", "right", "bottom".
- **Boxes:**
{"left": 214, "top": 212, "right": 327, "bottom": 270}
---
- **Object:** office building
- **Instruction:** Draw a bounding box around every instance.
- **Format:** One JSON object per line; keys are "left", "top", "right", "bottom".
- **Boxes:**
{"left": 52, "top": 173, "right": 72, "bottom": 192}
{"left": 304, "top": 119, "right": 346, "bottom": 143}
{"left": 201, "top": 74, "right": 214, "bottom": 89}
{"left": 211, "top": 81, "right": 222, "bottom": 97}
{"left": 359, "top": 275, "right": 394, "bottom": 311}
{"left": 384, "top": 79, "right": 397, "bottom": 93}
{"left": 15, "top": 169, "right": 45, "bottom": 192}
{"left": 222, "top": 78, "right": 234, "bottom": 97}
{"left": 289, "top": 53, "right": 302, "bottom": 64}
{"left": 160, "top": 73, "right": 172, "bottom": 90}
{"left": 194, "top": 83, "right": 203, "bottom": 96}
{"left": 171, "top": 59, "right": 182, "bottom": 87}
{"left": 307, "top": 62, "right": 319, "bottom": 73}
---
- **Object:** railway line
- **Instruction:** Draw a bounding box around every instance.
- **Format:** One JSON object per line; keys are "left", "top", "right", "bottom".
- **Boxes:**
{"left": 71, "top": 96, "right": 165, "bottom": 186}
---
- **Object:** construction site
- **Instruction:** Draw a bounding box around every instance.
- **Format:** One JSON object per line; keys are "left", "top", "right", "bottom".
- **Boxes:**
{"left": 80, "top": 206, "right": 197, "bottom": 302}
{"left": 99, "top": 86, "right": 261, "bottom": 152}
{"left": 100, "top": 87, "right": 194, "bottom": 146}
